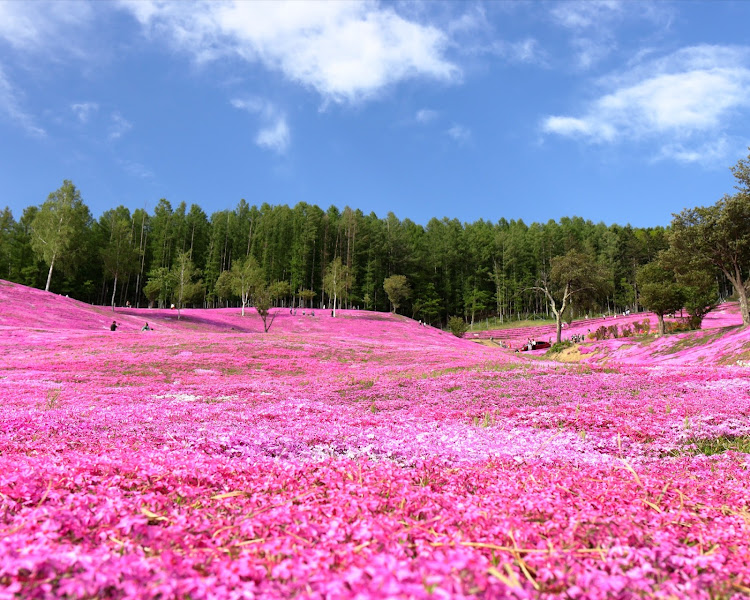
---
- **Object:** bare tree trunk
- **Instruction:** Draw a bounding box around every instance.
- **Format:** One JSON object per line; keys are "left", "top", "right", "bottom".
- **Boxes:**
{"left": 656, "top": 313, "right": 666, "bottom": 336}
{"left": 725, "top": 265, "right": 750, "bottom": 326}
{"left": 45, "top": 253, "right": 56, "bottom": 292}
{"left": 111, "top": 274, "right": 118, "bottom": 312}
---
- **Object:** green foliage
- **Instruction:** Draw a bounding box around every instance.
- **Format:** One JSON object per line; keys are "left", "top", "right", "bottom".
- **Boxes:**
{"left": 547, "top": 340, "right": 573, "bottom": 354}
{"left": 228, "top": 255, "right": 264, "bottom": 316}
{"left": 447, "top": 316, "right": 468, "bottom": 338}
{"left": 214, "top": 270, "right": 235, "bottom": 304}
{"left": 412, "top": 282, "right": 441, "bottom": 324}
{"left": 5, "top": 190, "right": 687, "bottom": 320}
{"left": 298, "top": 289, "right": 316, "bottom": 308}
{"left": 99, "top": 206, "right": 139, "bottom": 311}
{"left": 31, "top": 180, "right": 91, "bottom": 292}
{"left": 324, "top": 257, "right": 351, "bottom": 316}
{"left": 269, "top": 281, "right": 291, "bottom": 305}
{"left": 383, "top": 274, "right": 411, "bottom": 314}
{"left": 664, "top": 320, "right": 693, "bottom": 334}
{"left": 659, "top": 246, "right": 718, "bottom": 330}
{"left": 254, "top": 282, "right": 285, "bottom": 332}
{"left": 536, "top": 249, "right": 611, "bottom": 343}
{"left": 637, "top": 260, "right": 685, "bottom": 336}
{"left": 169, "top": 251, "right": 203, "bottom": 318}
{"left": 143, "top": 267, "right": 170, "bottom": 307}
{"left": 670, "top": 155, "right": 750, "bottom": 325}
{"left": 671, "top": 435, "right": 750, "bottom": 456}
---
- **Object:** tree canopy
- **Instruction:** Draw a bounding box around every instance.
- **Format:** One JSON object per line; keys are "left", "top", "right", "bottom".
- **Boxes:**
{"left": 6, "top": 155, "right": 750, "bottom": 333}
{"left": 533, "top": 250, "right": 611, "bottom": 343}
{"left": 30, "top": 180, "right": 91, "bottom": 292}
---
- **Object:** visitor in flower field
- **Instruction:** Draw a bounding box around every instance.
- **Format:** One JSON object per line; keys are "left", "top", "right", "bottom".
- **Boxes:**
{"left": 110, "top": 321, "right": 117, "bottom": 331}
{"left": 141, "top": 323, "right": 151, "bottom": 331}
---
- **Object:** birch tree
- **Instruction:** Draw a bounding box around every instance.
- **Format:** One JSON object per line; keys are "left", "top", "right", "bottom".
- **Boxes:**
{"left": 31, "top": 180, "right": 91, "bottom": 292}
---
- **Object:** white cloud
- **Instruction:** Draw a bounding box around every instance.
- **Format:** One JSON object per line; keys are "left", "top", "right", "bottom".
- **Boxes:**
{"left": 71, "top": 102, "right": 99, "bottom": 123}
{"left": 655, "top": 138, "right": 732, "bottom": 165}
{"left": 118, "top": 158, "right": 154, "bottom": 179}
{"left": 549, "top": 0, "right": 623, "bottom": 30}
{"left": 232, "top": 97, "right": 290, "bottom": 154}
{"left": 108, "top": 111, "right": 132, "bottom": 140}
{"left": 548, "top": 0, "right": 674, "bottom": 70}
{"left": 0, "top": 1, "right": 94, "bottom": 56}
{"left": 119, "top": 0, "right": 459, "bottom": 104}
{"left": 541, "top": 45, "right": 750, "bottom": 163}
{"left": 447, "top": 124, "right": 471, "bottom": 144}
{"left": 484, "top": 38, "right": 547, "bottom": 66}
{"left": 256, "top": 119, "right": 290, "bottom": 154}
{"left": 416, "top": 109, "right": 438, "bottom": 123}
{"left": 0, "top": 64, "right": 45, "bottom": 136}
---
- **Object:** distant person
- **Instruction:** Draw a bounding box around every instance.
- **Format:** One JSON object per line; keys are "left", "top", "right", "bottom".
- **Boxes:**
{"left": 141, "top": 322, "right": 151, "bottom": 331}
{"left": 125, "top": 301, "right": 131, "bottom": 308}
{"left": 110, "top": 321, "right": 118, "bottom": 331}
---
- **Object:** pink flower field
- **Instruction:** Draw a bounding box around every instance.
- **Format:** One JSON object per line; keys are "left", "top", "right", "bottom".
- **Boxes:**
{"left": 1, "top": 279, "right": 750, "bottom": 599}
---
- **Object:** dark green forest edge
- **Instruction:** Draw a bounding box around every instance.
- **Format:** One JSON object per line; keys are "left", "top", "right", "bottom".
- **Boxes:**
{"left": 2, "top": 151, "right": 750, "bottom": 338}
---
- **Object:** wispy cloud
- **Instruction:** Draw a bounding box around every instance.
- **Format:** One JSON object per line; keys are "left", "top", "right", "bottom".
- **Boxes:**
{"left": 416, "top": 109, "right": 438, "bottom": 124}
{"left": 119, "top": 1, "right": 459, "bottom": 104}
{"left": 550, "top": 0, "right": 624, "bottom": 30}
{"left": 71, "top": 102, "right": 99, "bottom": 123}
{"left": 0, "top": 64, "right": 45, "bottom": 137}
{"left": 256, "top": 119, "right": 290, "bottom": 154}
{"left": 108, "top": 111, "right": 132, "bottom": 140}
{"left": 541, "top": 45, "right": 750, "bottom": 163}
{"left": 231, "top": 97, "right": 290, "bottom": 154}
{"left": 447, "top": 124, "right": 471, "bottom": 145}
{"left": 548, "top": 0, "right": 673, "bottom": 70}
{"left": 0, "top": 1, "right": 94, "bottom": 56}
{"left": 118, "top": 158, "right": 154, "bottom": 179}
{"left": 654, "top": 138, "right": 732, "bottom": 165}
{"left": 467, "top": 37, "right": 548, "bottom": 66}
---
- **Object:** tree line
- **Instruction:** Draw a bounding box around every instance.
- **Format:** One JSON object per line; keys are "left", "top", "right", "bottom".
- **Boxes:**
{"left": 1, "top": 152, "right": 748, "bottom": 332}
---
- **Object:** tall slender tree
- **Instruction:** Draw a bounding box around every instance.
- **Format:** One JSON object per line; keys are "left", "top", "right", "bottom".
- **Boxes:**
{"left": 31, "top": 180, "right": 91, "bottom": 292}
{"left": 99, "top": 207, "right": 138, "bottom": 311}
{"left": 324, "top": 257, "right": 351, "bottom": 317}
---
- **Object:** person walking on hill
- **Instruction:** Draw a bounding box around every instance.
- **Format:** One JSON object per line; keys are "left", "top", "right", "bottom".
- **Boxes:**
{"left": 110, "top": 321, "right": 118, "bottom": 331}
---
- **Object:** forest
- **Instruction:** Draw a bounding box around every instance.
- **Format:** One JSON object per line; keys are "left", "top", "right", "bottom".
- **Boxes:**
{"left": 2, "top": 151, "right": 749, "bottom": 329}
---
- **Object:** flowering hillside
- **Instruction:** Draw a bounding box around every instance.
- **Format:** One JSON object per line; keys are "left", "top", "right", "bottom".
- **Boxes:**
{"left": 1, "top": 279, "right": 749, "bottom": 599}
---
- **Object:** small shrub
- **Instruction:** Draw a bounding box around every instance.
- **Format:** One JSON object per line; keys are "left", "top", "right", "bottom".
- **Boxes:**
{"left": 607, "top": 324, "right": 619, "bottom": 339}
{"left": 592, "top": 326, "right": 608, "bottom": 341}
{"left": 447, "top": 316, "right": 469, "bottom": 338}
{"left": 547, "top": 340, "right": 573, "bottom": 354}
{"left": 664, "top": 320, "right": 692, "bottom": 334}
{"left": 620, "top": 326, "right": 633, "bottom": 338}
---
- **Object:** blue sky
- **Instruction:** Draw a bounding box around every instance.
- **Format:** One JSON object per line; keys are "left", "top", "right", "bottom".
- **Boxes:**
{"left": 1, "top": 1, "right": 749, "bottom": 228}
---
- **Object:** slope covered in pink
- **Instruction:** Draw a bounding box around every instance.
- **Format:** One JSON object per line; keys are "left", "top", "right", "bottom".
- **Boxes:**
{"left": 1, "top": 280, "right": 749, "bottom": 599}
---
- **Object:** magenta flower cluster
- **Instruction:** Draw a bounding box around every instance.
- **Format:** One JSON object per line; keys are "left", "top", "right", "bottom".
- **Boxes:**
{"left": 1, "top": 281, "right": 749, "bottom": 599}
